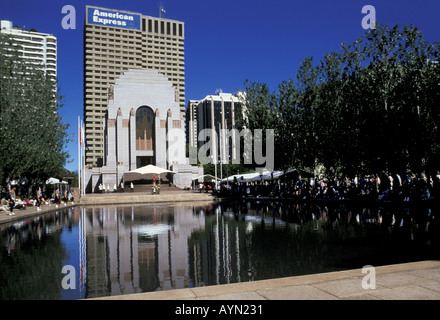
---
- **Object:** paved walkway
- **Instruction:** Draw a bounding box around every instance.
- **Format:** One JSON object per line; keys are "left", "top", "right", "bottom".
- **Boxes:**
{"left": 0, "top": 202, "right": 76, "bottom": 225}
{"left": 93, "top": 260, "right": 440, "bottom": 300}
{"left": 1, "top": 190, "right": 215, "bottom": 225}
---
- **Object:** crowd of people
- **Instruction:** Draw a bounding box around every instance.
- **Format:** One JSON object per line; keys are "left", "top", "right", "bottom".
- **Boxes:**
{"left": 0, "top": 185, "right": 74, "bottom": 216}
{"left": 217, "top": 171, "right": 440, "bottom": 203}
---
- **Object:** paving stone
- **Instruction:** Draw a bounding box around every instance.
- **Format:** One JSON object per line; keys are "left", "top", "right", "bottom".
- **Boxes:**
{"left": 257, "top": 284, "right": 339, "bottom": 300}
{"left": 407, "top": 267, "right": 440, "bottom": 281}
{"left": 368, "top": 285, "right": 440, "bottom": 300}
{"left": 311, "top": 277, "right": 387, "bottom": 298}
{"left": 376, "top": 272, "right": 434, "bottom": 288}
{"left": 91, "top": 288, "right": 197, "bottom": 300}
{"left": 197, "top": 291, "right": 267, "bottom": 300}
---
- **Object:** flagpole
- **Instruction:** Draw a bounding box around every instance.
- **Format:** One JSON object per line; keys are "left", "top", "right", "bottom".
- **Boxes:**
{"left": 81, "top": 120, "right": 85, "bottom": 197}
{"left": 78, "top": 116, "right": 81, "bottom": 199}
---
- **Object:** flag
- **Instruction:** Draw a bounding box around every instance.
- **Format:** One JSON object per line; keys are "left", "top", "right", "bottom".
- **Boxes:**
{"left": 78, "top": 117, "right": 86, "bottom": 197}
{"left": 81, "top": 120, "right": 85, "bottom": 150}
{"left": 79, "top": 121, "right": 82, "bottom": 148}
{"left": 78, "top": 116, "right": 82, "bottom": 198}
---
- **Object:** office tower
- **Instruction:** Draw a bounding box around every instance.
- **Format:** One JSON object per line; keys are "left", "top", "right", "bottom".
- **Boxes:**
{"left": 185, "top": 99, "right": 199, "bottom": 148}
{"left": 84, "top": 6, "right": 185, "bottom": 167}
{"left": 0, "top": 20, "right": 57, "bottom": 80}
{"left": 187, "top": 91, "right": 244, "bottom": 162}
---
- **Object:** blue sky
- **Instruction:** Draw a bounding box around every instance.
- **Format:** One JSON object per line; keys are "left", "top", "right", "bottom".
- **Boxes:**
{"left": 1, "top": 0, "right": 440, "bottom": 172}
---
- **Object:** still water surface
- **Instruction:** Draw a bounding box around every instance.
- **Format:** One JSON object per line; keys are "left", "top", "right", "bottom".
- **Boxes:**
{"left": 1, "top": 200, "right": 439, "bottom": 299}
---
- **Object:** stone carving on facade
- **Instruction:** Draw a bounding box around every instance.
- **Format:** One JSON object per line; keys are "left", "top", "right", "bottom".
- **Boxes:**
{"left": 155, "top": 108, "right": 160, "bottom": 117}
{"left": 108, "top": 84, "right": 114, "bottom": 100}
{"left": 174, "top": 87, "right": 179, "bottom": 102}
{"left": 167, "top": 108, "right": 172, "bottom": 118}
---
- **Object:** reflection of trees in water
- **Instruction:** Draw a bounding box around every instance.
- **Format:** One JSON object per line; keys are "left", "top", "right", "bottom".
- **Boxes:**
{"left": 0, "top": 210, "right": 73, "bottom": 299}
{"left": 188, "top": 201, "right": 440, "bottom": 288}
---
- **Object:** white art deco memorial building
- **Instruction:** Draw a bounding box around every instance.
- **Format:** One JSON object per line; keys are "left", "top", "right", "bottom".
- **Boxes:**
{"left": 84, "top": 69, "right": 201, "bottom": 192}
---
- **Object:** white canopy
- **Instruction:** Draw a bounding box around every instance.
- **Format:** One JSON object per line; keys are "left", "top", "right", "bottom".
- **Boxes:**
{"left": 192, "top": 174, "right": 220, "bottom": 181}
{"left": 46, "top": 177, "right": 60, "bottom": 184}
{"left": 127, "top": 164, "right": 175, "bottom": 175}
{"left": 222, "top": 170, "right": 284, "bottom": 183}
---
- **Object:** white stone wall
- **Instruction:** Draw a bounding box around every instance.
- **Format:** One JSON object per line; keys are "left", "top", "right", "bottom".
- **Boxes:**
{"left": 84, "top": 69, "right": 201, "bottom": 193}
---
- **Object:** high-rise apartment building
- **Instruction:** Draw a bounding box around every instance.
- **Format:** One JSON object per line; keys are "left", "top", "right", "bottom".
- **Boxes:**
{"left": 0, "top": 20, "right": 57, "bottom": 80}
{"left": 186, "top": 92, "right": 244, "bottom": 163}
{"left": 84, "top": 6, "right": 185, "bottom": 167}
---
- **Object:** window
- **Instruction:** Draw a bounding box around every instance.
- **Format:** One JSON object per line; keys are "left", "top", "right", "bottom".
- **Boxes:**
{"left": 136, "top": 106, "right": 155, "bottom": 151}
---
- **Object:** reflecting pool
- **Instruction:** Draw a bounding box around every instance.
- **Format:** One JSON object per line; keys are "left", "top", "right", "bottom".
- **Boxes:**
{"left": 1, "top": 201, "right": 439, "bottom": 299}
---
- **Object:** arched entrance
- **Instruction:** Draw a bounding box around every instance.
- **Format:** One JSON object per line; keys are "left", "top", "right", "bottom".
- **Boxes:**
{"left": 136, "top": 106, "right": 155, "bottom": 167}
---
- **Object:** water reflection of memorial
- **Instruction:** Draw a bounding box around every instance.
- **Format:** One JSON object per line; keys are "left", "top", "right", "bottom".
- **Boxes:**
{"left": 83, "top": 205, "right": 206, "bottom": 297}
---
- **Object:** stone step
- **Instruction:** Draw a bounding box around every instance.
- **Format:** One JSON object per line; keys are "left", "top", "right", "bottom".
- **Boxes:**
{"left": 79, "top": 192, "right": 215, "bottom": 205}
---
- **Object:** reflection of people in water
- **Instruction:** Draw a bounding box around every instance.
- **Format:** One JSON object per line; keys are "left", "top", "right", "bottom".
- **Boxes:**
{"left": 7, "top": 225, "right": 16, "bottom": 255}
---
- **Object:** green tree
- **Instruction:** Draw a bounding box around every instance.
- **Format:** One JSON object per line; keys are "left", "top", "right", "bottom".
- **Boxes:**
{"left": 242, "top": 23, "right": 440, "bottom": 180}
{"left": 358, "top": 24, "right": 439, "bottom": 175}
{"left": 0, "top": 34, "right": 70, "bottom": 186}
{"left": 293, "top": 57, "right": 321, "bottom": 175}
{"left": 242, "top": 80, "right": 276, "bottom": 170}
{"left": 274, "top": 79, "right": 301, "bottom": 171}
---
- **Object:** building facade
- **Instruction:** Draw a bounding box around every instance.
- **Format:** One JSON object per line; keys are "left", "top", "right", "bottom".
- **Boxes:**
{"left": 0, "top": 20, "right": 57, "bottom": 80}
{"left": 186, "top": 92, "right": 245, "bottom": 163}
{"left": 84, "top": 6, "right": 185, "bottom": 167}
{"left": 85, "top": 69, "right": 201, "bottom": 192}
{"left": 185, "top": 99, "right": 199, "bottom": 149}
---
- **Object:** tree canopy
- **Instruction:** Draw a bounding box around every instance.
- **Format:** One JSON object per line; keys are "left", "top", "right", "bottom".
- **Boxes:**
{"left": 242, "top": 24, "right": 440, "bottom": 178}
{"left": 0, "top": 33, "right": 70, "bottom": 186}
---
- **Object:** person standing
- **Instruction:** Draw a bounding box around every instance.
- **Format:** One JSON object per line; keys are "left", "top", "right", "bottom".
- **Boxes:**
{"left": 130, "top": 182, "right": 134, "bottom": 192}
{"left": 388, "top": 173, "right": 394, "bottom": 191}
{"left": 9, "top": 187, "right": 16, "bottom": 215}
{"left": 375, "top": 175, "right": 381, "bottom": 193}
{"left": 36, "top": 186, "right": 42, "bottom": 211}
{"left": 55, "top": 188, "right": 60, "bottom": 208}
